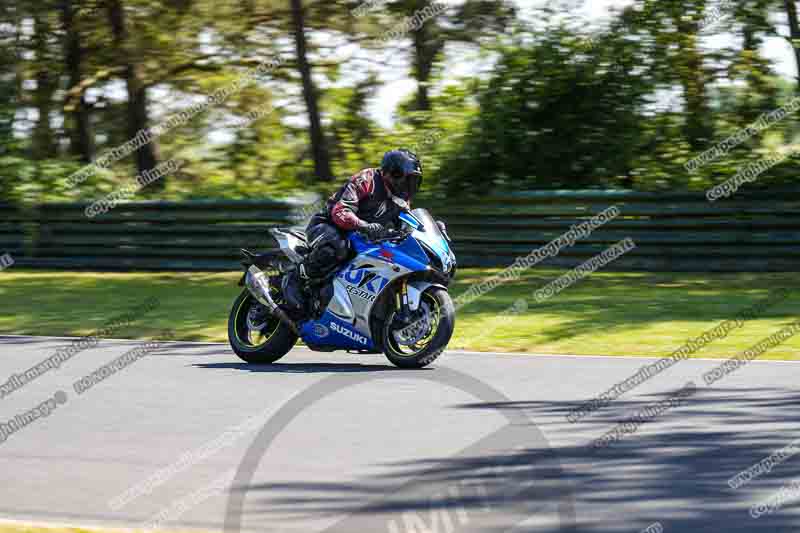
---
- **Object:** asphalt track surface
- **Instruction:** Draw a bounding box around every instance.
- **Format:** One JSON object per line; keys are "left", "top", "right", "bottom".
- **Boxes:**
{"left": 1, "top": 335, "right": 800, "bottom": 532}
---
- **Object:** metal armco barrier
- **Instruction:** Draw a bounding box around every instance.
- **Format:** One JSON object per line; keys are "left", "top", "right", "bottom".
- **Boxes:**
{"left": 1, "top": 190, "right": 798, "bottom": 272}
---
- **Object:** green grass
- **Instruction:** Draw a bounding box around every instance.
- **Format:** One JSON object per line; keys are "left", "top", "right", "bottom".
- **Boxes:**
{"left": 0, "top": 268, "right": 797, "bottom": 359}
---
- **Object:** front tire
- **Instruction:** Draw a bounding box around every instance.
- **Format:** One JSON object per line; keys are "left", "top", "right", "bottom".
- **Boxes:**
{"left": 228, "top": 289, "right": 298, "bottom": 364}
{"left": 382, "top": 287, "right": 455, "bottom": 369}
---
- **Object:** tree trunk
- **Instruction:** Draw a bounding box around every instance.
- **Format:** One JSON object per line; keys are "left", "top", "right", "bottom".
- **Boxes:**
{"left": 167, "top": 0, "right": 192, "bottom": 13}
{"left": 411, "top": 21, "right": 442, "bottom": 113}
{"left": 785, "top": 0, "right": 800, "bottom": 90}
{"left": 61, "top": 0, "right": 94, "bottom": 163}
{"left": 0, "top": 9, "right": 21, "bottom": 158}
{"left": 674, "top": 17, "right": 713, "bottom": 150}
{"left": 107, "top": 0, "right": 163, "bottom": 187}
{"left": 738, "top": 11, "right": 777, "bottom": 124}
{"left": 32, "top": 8, "right": 58, "bottom": 159}
{"left": 412, "top": 25, "right": 432, "bottom": 111}
{"left": 290, "top": 0, "right": 334, "bottom": 181}
{"left": 739, "top": 24, "right": 759, "bottom": 123}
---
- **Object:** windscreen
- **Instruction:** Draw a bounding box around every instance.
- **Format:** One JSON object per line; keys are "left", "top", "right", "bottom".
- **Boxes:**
{"left": 410, "top": 208, "right": 453, "bottom": 271}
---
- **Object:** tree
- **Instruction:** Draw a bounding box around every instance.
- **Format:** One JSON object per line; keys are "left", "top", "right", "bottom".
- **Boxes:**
{"left": 60, "top": 0, "right": 94, "bottom": 162}
{"left": 437, "top": 25, "right": 652, "bottom": 192}
{"left": 106, "top": 0, "right": 162, "bottom": 187}
{"left": 379, "top": 0, "right": 516, "bottom": 114}
{"left": 611, "top": 0, "right": 714, "bottom": 151}
{"left": 729, "top": 0, "right": 779, "bottom": 123}
{"left": 290, "top": 0, "right": 334, "bottom": 181}
{"left": 784, "top": 0, "right": 800, "bottom": 90}
{"left": 663, "top": 0, "right": 713, "bottom": 150}
{"left": 32, "top": 2, "right": 59, "bottom": 159}
{"left": 0, "top": 2, "right": 20, "bottom": 158}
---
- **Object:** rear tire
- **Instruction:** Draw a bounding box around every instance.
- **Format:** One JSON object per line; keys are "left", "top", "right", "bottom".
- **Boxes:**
{"left": 382, "top": 287, "right": 455, "bottom": 369}
{"left": 228, "top": 289, "right": 297, "bottom": 364}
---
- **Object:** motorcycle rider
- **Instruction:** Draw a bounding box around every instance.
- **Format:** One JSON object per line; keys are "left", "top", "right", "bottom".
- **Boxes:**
{"left": 283, "top": 149, "right": 425, "bottom": 313}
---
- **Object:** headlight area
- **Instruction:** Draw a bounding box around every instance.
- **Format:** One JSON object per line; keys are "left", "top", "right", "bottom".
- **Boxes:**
{"left": 420, "top": 242, "right": 445, "bottom": 272}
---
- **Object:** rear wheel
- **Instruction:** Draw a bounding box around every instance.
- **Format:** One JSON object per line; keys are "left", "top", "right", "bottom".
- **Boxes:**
{"left": 382, "top": 287, "right": 455, "bottom": 369}
{"left": 228, "top": 289, "right": 297, "bottom": 364}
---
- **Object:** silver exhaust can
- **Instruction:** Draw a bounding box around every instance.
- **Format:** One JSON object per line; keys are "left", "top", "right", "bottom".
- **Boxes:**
{"left": 244, "top": 265, "right": 300, "bottom": 335}
{"left": 245, "top": 266, "right": 277, "bottom": 310}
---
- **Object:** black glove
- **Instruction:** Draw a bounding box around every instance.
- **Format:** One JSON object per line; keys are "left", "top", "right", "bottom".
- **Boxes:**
{"left": 360, "top": 222, "right": 386, "bottom": 241}
{"left": 436, "top": 220, "right": 451, "bottom": 242}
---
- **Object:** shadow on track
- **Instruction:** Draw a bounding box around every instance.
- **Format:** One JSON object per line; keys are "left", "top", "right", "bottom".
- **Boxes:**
{"left": 229, "top": 385, "right": 800, "bottom": 532}
{"left": 450, "top": 386, "right": 800, "bottom": 532}
{"left": 193, "top": 362, "right": 403, "bottom": 373}
{"left": 0, "top": 335, "right": 72, "bottom": 346}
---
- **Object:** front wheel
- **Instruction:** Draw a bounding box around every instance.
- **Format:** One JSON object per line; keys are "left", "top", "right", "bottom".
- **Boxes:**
{"left": 228, "top": 289, "right": 298, "bottom": 364}
{"left": 382, "top": 287, "right": 455, "bottom": 369}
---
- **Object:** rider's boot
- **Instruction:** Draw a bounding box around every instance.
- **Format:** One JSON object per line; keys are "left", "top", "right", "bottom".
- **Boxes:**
{"left": 283, "top": 260, "right": 332, "bottom": 317}
{"left": 282, "top": 264, "right": 310, "bottom": 314}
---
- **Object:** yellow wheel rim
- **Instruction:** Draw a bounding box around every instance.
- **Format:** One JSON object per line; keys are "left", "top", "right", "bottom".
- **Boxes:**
{"left": 234, "top": 293, "right": 280, "bottom": 348}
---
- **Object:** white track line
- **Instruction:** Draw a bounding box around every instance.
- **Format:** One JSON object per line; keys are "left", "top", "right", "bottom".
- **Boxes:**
{"left": 0, "top": 516, "right": 265, "bottom": 533}
{"left": 0, "top": 517, "right": 142, "bottom": 532}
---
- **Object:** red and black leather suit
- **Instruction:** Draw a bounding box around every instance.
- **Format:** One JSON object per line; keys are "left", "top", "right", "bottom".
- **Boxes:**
{"left": 304, "top": 168, "right": 408, "bottom": 278}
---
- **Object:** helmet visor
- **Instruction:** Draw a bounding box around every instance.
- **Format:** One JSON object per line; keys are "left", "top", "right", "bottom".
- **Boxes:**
{"left": 387, "top": 170, "right": 421, "bottom": 198}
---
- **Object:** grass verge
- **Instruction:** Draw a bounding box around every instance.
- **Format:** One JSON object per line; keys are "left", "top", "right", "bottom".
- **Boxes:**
{"left": 0, "top": 269, "right": 797, "bottom": 359}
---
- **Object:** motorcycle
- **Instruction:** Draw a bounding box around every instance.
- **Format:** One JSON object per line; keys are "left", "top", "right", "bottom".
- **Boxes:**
{"left": 227, "top": 203, "right": 457, "bottom": 368}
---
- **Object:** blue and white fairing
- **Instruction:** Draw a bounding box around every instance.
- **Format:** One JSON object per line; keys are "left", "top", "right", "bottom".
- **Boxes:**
{"left": 298, "top": 208, "right": 455, "bottom": 352}
{"left": 400, "top": 209, "right": 456, "bottom": 274}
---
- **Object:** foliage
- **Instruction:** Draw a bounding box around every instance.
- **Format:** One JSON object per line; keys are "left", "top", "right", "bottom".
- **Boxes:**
{"left": 1, "top": 0, "right": 799, "bottom": 202}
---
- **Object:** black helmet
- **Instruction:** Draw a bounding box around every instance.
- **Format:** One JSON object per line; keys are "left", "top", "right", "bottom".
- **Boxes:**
{"left": 380, "top": 148, "right": 423, "bottom": 199}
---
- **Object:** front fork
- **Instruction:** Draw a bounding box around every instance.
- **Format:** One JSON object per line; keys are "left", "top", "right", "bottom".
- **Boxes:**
{"left": 395, "top": 278, "right": 411, "bottom": 319}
